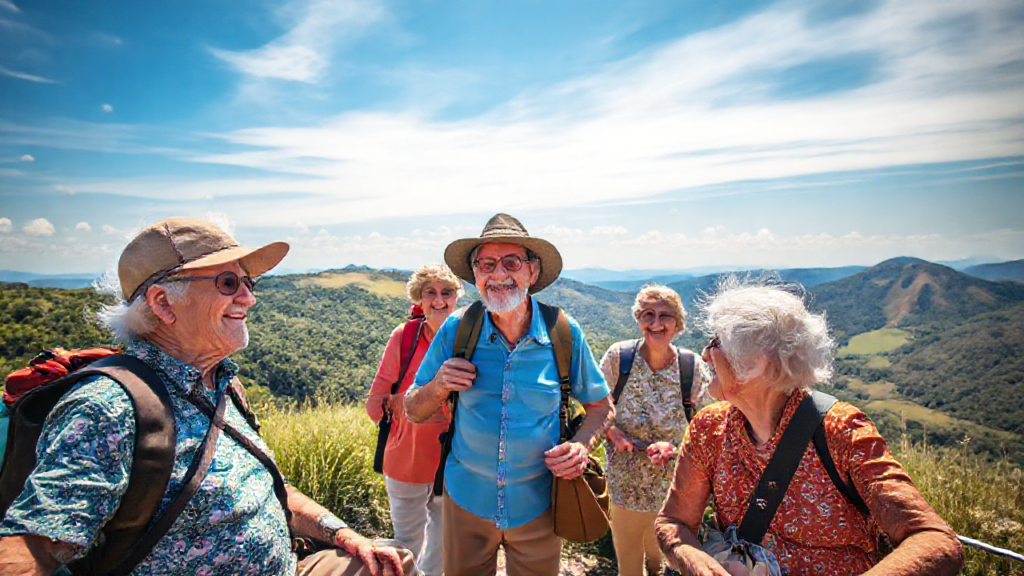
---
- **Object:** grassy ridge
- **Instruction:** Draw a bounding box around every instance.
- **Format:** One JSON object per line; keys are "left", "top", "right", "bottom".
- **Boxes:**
{"left": 262, "top": 402, "right": 1024, "bottom": 575}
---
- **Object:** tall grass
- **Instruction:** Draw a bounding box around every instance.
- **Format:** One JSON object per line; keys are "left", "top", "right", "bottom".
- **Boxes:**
{"left": 263, "top": 402, "right": 1024, "bottom": 575}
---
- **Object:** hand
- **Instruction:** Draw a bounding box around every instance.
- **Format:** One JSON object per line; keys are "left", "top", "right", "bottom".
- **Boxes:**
{"left": 339, "top": 535, "right": 405, "bottom": 576}
{"left": 671, "top": 544, "right": 735, "bottom": 576}
{"left": 435, "top": 358, "right": 476, "bottom": 394}
{"left": 606, "top": 427, "right": 635, "bottom": 452}
{"left": 544, "top": 441, "right": 589, "bottom": 479}
{"left": 385, "top": 394, "right": 404, "bottom": 411}
{"left": 646, "top": 441, "right": 676, "bottom": 466}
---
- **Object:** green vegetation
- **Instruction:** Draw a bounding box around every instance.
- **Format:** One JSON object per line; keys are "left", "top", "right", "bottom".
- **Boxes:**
{"left": 837, "top": 328, "right": 911, "bottom": 356}
{"left": 263, "top": 402, "right": 1024, "bottom": 576}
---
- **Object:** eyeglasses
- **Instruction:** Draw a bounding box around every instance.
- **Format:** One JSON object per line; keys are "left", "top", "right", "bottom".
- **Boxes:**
{"left": 472, "top": 255, "right": 533, "bottom": 274}
{"left": 164, "top": 271, "right": 258, "bottom": 296}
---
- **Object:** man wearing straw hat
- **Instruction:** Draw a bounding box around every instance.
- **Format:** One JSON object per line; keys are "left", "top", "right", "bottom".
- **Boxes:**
{"left": 0, "top": 217, "right": 412, "bottom": 576}
{"left": 406, "top": 214, "right": 612, "bottom": 576}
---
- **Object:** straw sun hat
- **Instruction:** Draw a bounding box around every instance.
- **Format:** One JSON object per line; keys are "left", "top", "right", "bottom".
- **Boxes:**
{"left": 119, "top": 217, "right": 289, "bottom": 302}
{"left": 444, "top": 213, "right": 562, "bottom": 294}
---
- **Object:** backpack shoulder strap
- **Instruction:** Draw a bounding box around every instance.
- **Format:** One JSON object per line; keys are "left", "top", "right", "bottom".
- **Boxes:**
{"left": 738, "top": 393, "right": 824, "bottom": 545}
{"left": 611, "top": 340, "right": 638, "bottom": 405}
{"left": 57, "top": 355, "right": 177, "bottom": 576}
{"left": 810, "top": 392, "right": 871, "bottom": 517}
{"left": 227, "top": 376, "right": 261, "bottom": 434}
{"left": 433, "top": 301, "right": 485, "bottom": 496}
{"left": 537, "top": 301, "right": 573, "bottom": 442}
{"left": 392, "top": 318, "right": 425, "bottom": 395}
{"left": 676, "top": 347, "right": 696, "bottom": 421}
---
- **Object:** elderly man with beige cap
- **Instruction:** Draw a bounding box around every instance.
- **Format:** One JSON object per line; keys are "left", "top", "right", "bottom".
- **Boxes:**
{"left": 405, "top": 214, "right": 612, "bottom": 576}
{"left": 0, "top": 217, "right": 413, "bottom": 576}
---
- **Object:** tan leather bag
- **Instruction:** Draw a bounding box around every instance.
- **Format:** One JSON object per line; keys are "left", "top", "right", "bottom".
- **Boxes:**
{"left": 552, "top": 454, "right": 610, "bottom": 542}
{"left": 541, "top": 303, "right": 611, "bottom": 543}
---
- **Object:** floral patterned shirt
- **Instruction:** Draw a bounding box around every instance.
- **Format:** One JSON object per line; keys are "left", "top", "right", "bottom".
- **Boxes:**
{"left": 599, "top": 340, "right": 711, "bottom": 512}
{"left": 0, "top": 340, "right": 295, "bottom": 576}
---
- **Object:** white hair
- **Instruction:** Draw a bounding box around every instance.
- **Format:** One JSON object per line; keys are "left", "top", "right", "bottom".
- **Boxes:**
{"left": 699, "top": 276, "right": 834, "bottom": 393}
{"left": 94, "top": 273, "right": 190, "bottom": 343}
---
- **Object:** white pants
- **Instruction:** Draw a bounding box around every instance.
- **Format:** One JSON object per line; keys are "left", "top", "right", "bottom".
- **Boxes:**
{"left": 385, "top": 476, "right": 444, "bottom": 576}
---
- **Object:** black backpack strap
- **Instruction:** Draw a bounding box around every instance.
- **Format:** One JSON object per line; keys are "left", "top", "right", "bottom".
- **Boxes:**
{"left": 56, "top": 355, "right": 176, "bottom": 576}
{"left": 676, "top": 347, "right": 696, "bottom": 421}
{"left": 738, "top": 393, "right": 825, "bottom": 545}
{"left": 611, "top": 340, "right": 638, "bottom": 405}
{"left": 538, "top": 302, "right": 573, "bottom": 442}
{"left": 809, "top": 392, "right": 871, "bottom": 517}
{"left": 392, "top": 319, "right": 425, "bottom": 396}
{"left": 433, "top": 301, "right": 485, "bottom": 496}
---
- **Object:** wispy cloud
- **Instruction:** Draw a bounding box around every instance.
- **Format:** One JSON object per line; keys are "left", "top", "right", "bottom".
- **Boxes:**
{"left": 209, "top": 0, "right": 384, "bottom": 83}
{"left": 101, "top": 104, "right": 113, "bottom": 113}
{"left": 0, "top": 64, "right": 56, "bottom": 83}
{"left": 0, "top": 1, "right": 19, "bottom": 13}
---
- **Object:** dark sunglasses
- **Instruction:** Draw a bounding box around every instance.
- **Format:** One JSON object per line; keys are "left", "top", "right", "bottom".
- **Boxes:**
{"left": 472, "top": 254, "right": 532, "bottom": 274}
{"left": 164, "top": 271, "right": 258, "bottom": 296}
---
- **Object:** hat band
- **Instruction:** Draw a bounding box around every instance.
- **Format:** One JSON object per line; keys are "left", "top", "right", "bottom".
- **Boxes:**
{"left": 128, "top": 244, "right": 239, "bottom": 303}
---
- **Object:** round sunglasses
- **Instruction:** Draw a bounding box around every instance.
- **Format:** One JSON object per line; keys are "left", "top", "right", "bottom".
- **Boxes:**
{"left": 164, "top": 271, "right": 258, "bottom": 296}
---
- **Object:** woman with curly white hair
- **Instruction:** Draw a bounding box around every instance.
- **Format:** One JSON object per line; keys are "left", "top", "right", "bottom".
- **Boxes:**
{"left": 599, "top": 284, "right": 711, "bottom": 576}
{"left": 365, "top": 263, "right": 463, "bottom": 576}
{"left": 655, "top": 279, "right": 963, "bottom": 576}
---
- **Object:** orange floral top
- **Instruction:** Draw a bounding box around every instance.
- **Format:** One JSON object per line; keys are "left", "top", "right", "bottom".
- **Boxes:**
{"left": 657, "top": 390, "right": 963, "bottom": 576}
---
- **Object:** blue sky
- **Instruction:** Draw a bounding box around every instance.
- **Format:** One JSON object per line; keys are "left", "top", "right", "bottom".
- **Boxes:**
{"left": 1, "top": 0, "right": 1022, "bottom": 274}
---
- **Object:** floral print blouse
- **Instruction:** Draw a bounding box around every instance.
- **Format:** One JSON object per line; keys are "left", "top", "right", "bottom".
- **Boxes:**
{"left": 657, "top": 390, "right": 963, "bottom": 575}
{"left": 599, "top": 340, "right": 711, "bottom": 512}
{"left": 0, "top": 340, "right": 295, "bottom": 576}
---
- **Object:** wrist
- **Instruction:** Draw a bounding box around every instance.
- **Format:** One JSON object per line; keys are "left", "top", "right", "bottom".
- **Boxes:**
{"left": 317, "top": 512, "right": 348, "bottom": 543}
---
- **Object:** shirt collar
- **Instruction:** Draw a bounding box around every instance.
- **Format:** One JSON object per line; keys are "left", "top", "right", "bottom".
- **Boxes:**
{"left": 126, "top": 339, "right": 240, "bottom": 395}
{"left": 479, "top": 296, "right": 551, "bottom": 346}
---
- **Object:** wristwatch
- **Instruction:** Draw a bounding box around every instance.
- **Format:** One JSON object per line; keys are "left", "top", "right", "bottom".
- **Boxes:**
{"left": 318, "top": 513, "right": 349, "bottom": 539}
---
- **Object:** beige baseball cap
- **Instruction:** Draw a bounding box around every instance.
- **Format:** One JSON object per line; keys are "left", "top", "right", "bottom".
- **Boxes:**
{"left": 119, "top": 217, "right": 289, "bottom": 302}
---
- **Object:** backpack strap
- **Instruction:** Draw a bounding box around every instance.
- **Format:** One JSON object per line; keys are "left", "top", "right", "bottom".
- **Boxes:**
{"left": 738, "top": 392, "right": 825, "bottom": 545}
{"left": 50, "top": 355, "right": 176, "bottom": 576}
{"left": 809, "top": 392, "right": 871, "bottom": 517}
{"left": 393, "top": 318, "right": 426, "bottom": 396}
{"left": 433, "top": 301, "right": 485, "bottom": 496}
{"left": 537, "top": 302, "right": 573, "bottom": 442}
{"left": 675, "top": 347, "right": 696, "bottom": 421}
{"left": 611, "top": 340, "right": 638, "bottom": 405}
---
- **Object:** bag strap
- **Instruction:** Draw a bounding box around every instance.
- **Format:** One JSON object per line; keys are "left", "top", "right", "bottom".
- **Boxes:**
{"left": 392, "top": 318, "right": 425, "bottom": 396}
{"left": 810, "top": 393, "right": 871, "bottom": 517}
{"left": 738, "top": 392, "right": 825, "bottom": 545}
{"left": 104, "top": 385, "right": 229, "bottom": 575}
{"left": 676, "top": 347, "right": 696, "bottom": 421}
{"left": 538, "top": 302, "right": 573, "bottom": 443}
{"left": 60, "top": 355, "right": 176, "bottom": 576}
{"left": 611, "top": 340, "right": 638, "bottom": 405}
{"left": 433, "top": 301, "right": 485, "bottom": 496}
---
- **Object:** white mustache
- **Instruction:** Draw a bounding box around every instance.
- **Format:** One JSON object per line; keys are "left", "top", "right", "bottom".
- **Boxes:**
{"left": 486, "top": 279, "right": 515, "bottom": 288}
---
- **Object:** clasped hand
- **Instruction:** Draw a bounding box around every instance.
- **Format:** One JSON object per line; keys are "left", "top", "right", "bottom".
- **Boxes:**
{"left": 338, "top": 535, "right": 405, "bottom": 576}
{"left": 544, "top": 441, "right": 589, "bottom": 479}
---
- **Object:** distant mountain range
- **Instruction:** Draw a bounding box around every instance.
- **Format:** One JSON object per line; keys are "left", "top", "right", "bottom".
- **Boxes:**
{"left": 0, "top": 271, "right": 98, "bottom": 289}
{"left": 963, "top": 259, "right": 1024, "bottom": 283}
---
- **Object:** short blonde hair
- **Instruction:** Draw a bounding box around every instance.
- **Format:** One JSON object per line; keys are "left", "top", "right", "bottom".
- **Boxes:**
{"left": 632, "top": 284, "right": 687, "bottom": 331}
{"left": 406, "top": 263, "right": 464, "bottom": 304}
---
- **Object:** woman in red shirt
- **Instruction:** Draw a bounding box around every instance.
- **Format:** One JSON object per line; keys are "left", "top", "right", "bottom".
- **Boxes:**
{"left": 655, "top": 280, "right": 964, "bottom": 576}
{"left": 366, "top": 264, "right": 462, "bottom": 576}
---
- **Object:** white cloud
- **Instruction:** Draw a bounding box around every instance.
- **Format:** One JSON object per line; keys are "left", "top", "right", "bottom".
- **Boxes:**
{"left": 75, "top": 222, "right": 91, "bottom": 232}
{"left": 101, "top": 104, "right": 113, "bottom": 113}
{"left": 210, "top": 0, "right": 384, "bottom": 83}
{"left": 23, "top": 218, "right": 55, "bottom": 236}
{"left": 0, "top": 217, "right": 11, "bottom": 233}
{"left": 55, "top": 184, "right": 74, "bottom": 195}
{"left": 101, "top": 224, "right": 120, "bottom": 235}
{"left": 0, "top": 0, "right": 19, "bottom": 13}
{"left": 92, "top": 32, "right": 122, "bottom": 46}
{"left": 156, "top": 0, "right": 1024, "bottom": 227}
{"left": 590, "top": 226, "right": 628, "bottom": 237}
{"left": 0, "top": 65, "right": 55, "bottom": 84}
{"left": 19, "top": 154, "right": 33, "bottom": 162}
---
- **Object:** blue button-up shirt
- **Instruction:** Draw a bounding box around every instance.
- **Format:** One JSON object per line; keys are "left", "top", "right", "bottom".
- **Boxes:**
{"left": 410, "top": 298, "right": 609, "bottom": 529}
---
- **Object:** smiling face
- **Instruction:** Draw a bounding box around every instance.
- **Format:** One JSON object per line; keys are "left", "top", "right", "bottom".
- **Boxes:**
{"left": 171, "top": 260, "right": 256, "bottom": 359}
{"left": 636, "top": 298, "right": 680, "bottom": 349}
{"left": 420, "top": 280, "right": 460, "bottom": 328}
{"left": 472, "top": 242, "right": 539, "bottom": 314}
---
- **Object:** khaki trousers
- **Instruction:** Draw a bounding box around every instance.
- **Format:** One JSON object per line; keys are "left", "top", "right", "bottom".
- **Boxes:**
{"left": 296, "top": 540, "right": 418, "bottom": 576}
{"left": 442, "top": 495, "right": 563, "bottom": 576}
{"left": 610, "top": 503, "right": 663, "bottom": 576}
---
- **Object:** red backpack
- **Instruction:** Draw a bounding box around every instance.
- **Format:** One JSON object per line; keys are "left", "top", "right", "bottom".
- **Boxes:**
{"left": 3, "top": 347, "right": 120, "bottom": 406}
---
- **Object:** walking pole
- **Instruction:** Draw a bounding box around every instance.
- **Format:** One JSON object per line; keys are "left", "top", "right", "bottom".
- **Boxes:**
{"left": 957, "top": 535, "right": 1024, "bottom": 564}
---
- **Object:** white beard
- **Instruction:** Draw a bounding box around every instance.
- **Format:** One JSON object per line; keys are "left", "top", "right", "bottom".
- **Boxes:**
{"left": 480, "top": 279, "right": 528, "bottom": 313}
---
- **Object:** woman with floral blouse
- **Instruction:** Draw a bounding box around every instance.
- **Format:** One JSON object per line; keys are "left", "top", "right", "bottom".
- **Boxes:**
{"left": 599, "top": 284, "right": 711, "bottom": 576}
{"left": 654, "top": 279, "right": 964, "bottom": 576}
